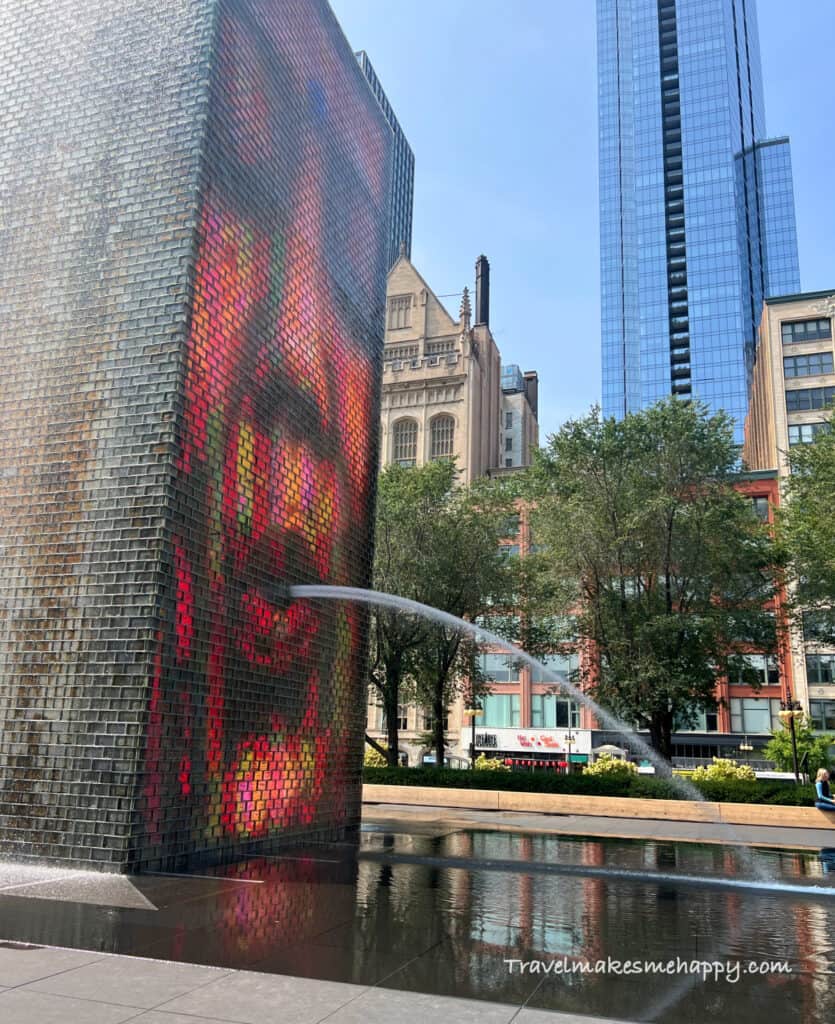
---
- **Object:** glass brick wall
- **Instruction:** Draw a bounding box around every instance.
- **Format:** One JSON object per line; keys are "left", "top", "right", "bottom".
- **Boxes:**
{"left": 0, "top": 0, "right": 392, "bottom": 870}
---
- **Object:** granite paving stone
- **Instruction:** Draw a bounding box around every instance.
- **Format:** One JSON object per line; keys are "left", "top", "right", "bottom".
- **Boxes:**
{"left": 0, "top": 988, "right": 140, "bottom": 1024}
{"left": 25, "top": 956, "right": 229, "bottom": 1009}
{"left": 0, "top": 944, "right": 104, "bottom": 987}
{"left": 157, "top": 969, "right": 366, "bottom": 1024}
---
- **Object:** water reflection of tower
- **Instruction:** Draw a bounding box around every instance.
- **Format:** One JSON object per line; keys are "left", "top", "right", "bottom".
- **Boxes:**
{"left": 518, "top": 835, "right": 534, "bottom": 952}
{"left": 581, "top": 839, "right": 606, "bottom": 964}
{"left": 791, "top": 902, "right": 820, "bottom": 1023}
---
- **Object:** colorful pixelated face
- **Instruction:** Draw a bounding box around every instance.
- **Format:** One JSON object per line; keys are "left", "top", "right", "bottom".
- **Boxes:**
{"left": 142, "top": 1, "right": 390, "bottom": 853}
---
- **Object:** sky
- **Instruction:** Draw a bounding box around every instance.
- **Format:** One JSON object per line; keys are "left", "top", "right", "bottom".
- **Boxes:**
{"left": 330, "top": 0, "right": 835, "bottom": 439}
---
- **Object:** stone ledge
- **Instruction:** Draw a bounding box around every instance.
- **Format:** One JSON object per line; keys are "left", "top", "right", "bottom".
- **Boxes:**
{"left": 362, "top": 783, "right": 835, "bottom": 829}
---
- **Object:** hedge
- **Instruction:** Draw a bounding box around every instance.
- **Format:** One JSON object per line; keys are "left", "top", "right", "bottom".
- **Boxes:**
{"left": 362, "top": 766, "right": 813, "bottom": 806}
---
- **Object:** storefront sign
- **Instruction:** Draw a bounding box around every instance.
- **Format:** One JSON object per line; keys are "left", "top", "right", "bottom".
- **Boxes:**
{"left": 473, "top": 728, "right": 592, "bottom": 755}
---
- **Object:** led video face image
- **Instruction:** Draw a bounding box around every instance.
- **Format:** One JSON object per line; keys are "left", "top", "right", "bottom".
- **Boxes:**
{"left": 138, "top": 0, "right": 392, "bottom": 864}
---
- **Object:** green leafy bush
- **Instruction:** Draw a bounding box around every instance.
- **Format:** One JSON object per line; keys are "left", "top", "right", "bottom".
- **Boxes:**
{"left": 362, "top": 766, "right": 812, "bottom": 805}
{"left": 690, "top": 758, "right": 756, "bottom": 783}
{"left": 583, "top": 753, "right": 638, "bottom": 778}
{"left": 363, "top": 744, "right": 388, "bottom": 768}
{"left": 763, "top": 716, "right": 834, "bottom": 776}
{"left": 474, "top": 754, "right": 511, "bottom": 772}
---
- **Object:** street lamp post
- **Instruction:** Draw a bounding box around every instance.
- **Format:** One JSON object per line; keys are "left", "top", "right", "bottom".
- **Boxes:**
{"left": 463, "top": 707, "right": 483, "bottom": 769}
{"left": 565, "top": 730, "right": 575, "bottom": 774}
{"left": 778, "top": 696, "right": 804, "bottom": 784}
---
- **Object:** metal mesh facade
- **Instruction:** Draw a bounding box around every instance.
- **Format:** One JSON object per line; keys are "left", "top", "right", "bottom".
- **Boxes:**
{"left": 0, "top": 0, "right": 391, "bottom": 870}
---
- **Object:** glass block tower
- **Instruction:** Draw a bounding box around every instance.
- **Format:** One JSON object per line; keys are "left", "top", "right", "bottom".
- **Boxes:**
{"left": 598, "top": 0, "right": 801, "bottom": 437}
{"left": 0, "top": 0, "right": 392, "bottom": 871}
{"left": 356, "top": 49, "right": 415, "bottom": 270}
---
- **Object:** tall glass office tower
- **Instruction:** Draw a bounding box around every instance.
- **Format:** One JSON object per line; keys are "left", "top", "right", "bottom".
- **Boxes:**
{"left": 356, "top": 50, "right": 415, "bottom": 271}
{"left": 598, "top": 0, "right": 800, "bottom": 437}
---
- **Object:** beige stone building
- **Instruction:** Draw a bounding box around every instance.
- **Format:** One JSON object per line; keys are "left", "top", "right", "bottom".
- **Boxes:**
{"left": 379, "top": 252, "right": 503, "bottom": 484}
{"left": 743, "top": 290, "right": 835, "bottom": 728}
{"left": 369, "top": 252, "right": 540, "bottom": 765}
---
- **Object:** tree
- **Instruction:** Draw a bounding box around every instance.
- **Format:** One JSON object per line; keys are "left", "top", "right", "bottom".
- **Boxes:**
{"left": 780, "top": 411, "right": 835, "bottom": 639}
{"left": 408, "top": 474, "right": 517, "bottom": 767}
{"left": 369, "top": 460, "right": 457, "bottom": 764}
{"left": 764, "top": 715, "right": 833, "bottom": 777}
{"left": 529, "top": 398, "right": 784, "bottom": 760}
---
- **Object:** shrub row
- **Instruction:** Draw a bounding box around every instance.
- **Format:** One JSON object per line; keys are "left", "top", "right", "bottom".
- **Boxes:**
{"left": 362, "top": 766, "right": 813, "bottom": 806}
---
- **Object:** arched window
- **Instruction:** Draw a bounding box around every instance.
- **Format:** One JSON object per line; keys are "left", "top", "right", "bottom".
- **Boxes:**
{"left": 392, "top": 418, "right": 417, "bottom": 466}
{"left": 430, "top": 415, "right": 454, "bottom": 461}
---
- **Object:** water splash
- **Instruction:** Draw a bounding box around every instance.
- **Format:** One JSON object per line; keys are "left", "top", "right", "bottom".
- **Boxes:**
{"left": 291, "top": 584, "right": 776, "bottom": 882}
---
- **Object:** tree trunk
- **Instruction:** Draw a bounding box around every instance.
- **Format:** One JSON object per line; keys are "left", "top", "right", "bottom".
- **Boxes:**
{"left": 383, "top": 652, "right": 401, "bottom": 766}
{"left": 649, "top": 709, "right": 674, "bottom": 768}
{"left": 432, "top": 679, "right": 446, "bottom": 769}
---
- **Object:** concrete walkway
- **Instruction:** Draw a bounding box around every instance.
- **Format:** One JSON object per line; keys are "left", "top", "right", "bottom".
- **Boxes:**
{"left": 363, "top": 800, "right": 835, "bottom": 849}
{"left": 0, "top": 943, "right": 634, "bottom": 1024}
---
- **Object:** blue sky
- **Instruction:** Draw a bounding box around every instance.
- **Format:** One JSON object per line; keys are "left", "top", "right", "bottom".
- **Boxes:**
{"left": 330, "top": 0, "right": 835, "bottom": 438}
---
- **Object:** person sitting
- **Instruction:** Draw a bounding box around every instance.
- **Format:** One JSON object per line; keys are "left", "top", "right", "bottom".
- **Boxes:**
{"left": 815, "top": 769, "right": 835, "bottom": 811}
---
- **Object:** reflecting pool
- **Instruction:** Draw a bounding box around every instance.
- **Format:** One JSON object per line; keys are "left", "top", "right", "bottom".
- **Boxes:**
{"left": 0, "top": 824, "right": 833, "bottom": 1023}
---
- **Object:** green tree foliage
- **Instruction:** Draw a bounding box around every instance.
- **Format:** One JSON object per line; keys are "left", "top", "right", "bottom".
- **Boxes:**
{"left": 409, "top": 474, "right": 517, "bottom": 767}
{"left": 763, "top": 715, "right": 834, "bottom": 777}
{"left": 780, "top": 411, "right": 835, "bottom": 640}
{"left": 530, "top": 398, "right": 783, "bottom": 760}
{"left": 370, "top": 460, "right": 456, "bottom": 764}
{"left": 370, "top": 462, "right": 516, "bottom": 766}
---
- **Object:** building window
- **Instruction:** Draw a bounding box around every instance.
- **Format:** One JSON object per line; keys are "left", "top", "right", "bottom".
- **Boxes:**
{"left": 785, "top": 386, "right": 835, "bottom": 412}
{"left": 392, "top": 418, "right": 417, "bottom": 466}
{"left": 379, "top": 704, "right": 409, "bottom": 731}
{"left": 751, "top": 496, "right": 770, "bottom": 521}
{"left": 781, "top": 319, "right": 831, "bottom": 344}
{"left": 783, "top": 352, "right": 834, "bottom": 378}
{"left": 804, "top": 610, "right": 835, "bottom": 644}
{"left": 422, "top": 711, "right": 449, "bottom": 732}
{"left": 388, "top": 294, "right": 412, "bottom": 330}
{"left": 501, "top": 514, "right": 520, "bottom": 537}
{"left": 481, "top": 693, "right": 520, "bottom": 728}
{"left": 479, "top": 652, "right": 518, "bottom": 683}
{"left": 505, "top": 411, "right": 513, "bottom": 429}
{"left": 529, "top": 653, "right": 579, "bottom": 683}
{"left": 729, "top": 697, "right": 782, "bottom": 734}
{"left": 499, "top": 543, "right": 520, "bottom": 559}
{"left": 505, "top": 457, "right": 513, "bottom": 467}
{"left": 505, "top": 436, "right": 513, "bottom": 452}
{"left": 806, "top": 654, "right": 835, "bottom": 685}
{"left": 530, "top": 694, "right": 580, "bottom": 729}
{"left": 810, "top": 701, "right": 835, "bottom": 732}
{"left": 673, "top": 708, "right": 719, "bottom": 733}
{"left": 727, "top": 654, "right": 780, "bottom": 686}
{"left": 788, "top": 422, "right": 831, "bottom": 446}
{"left": 429, "top": 415, "right": 454, "bottom": 460}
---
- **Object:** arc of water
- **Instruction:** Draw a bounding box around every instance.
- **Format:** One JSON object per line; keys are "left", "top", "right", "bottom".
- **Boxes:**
{"left": 290, "top": 583, "right": 786, "bottom": 884}
{"left": 291, "top": 584, "right": 701, "bottom": 797}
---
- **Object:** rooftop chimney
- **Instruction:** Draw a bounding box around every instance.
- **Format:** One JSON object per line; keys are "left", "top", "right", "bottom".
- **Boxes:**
{"left": 474, "top": 255, "right": 490, "bottom": 326}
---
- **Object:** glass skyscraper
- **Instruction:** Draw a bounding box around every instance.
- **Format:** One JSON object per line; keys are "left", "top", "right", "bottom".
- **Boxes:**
{"left": 598, "top": 0, "right": 800, "bottom": 436}
{"left": 356, "top": 49, "right": 415, "bottom": 270}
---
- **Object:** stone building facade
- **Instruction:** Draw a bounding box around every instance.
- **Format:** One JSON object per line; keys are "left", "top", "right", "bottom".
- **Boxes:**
{"left": 370, "top": 253, "right": 540, "bottom": 765}
{"left": 379, "top": 253, "right": 503, "bottom": 485}
{"left": 744, "top": 291, "right": 835, "bottom": 731}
